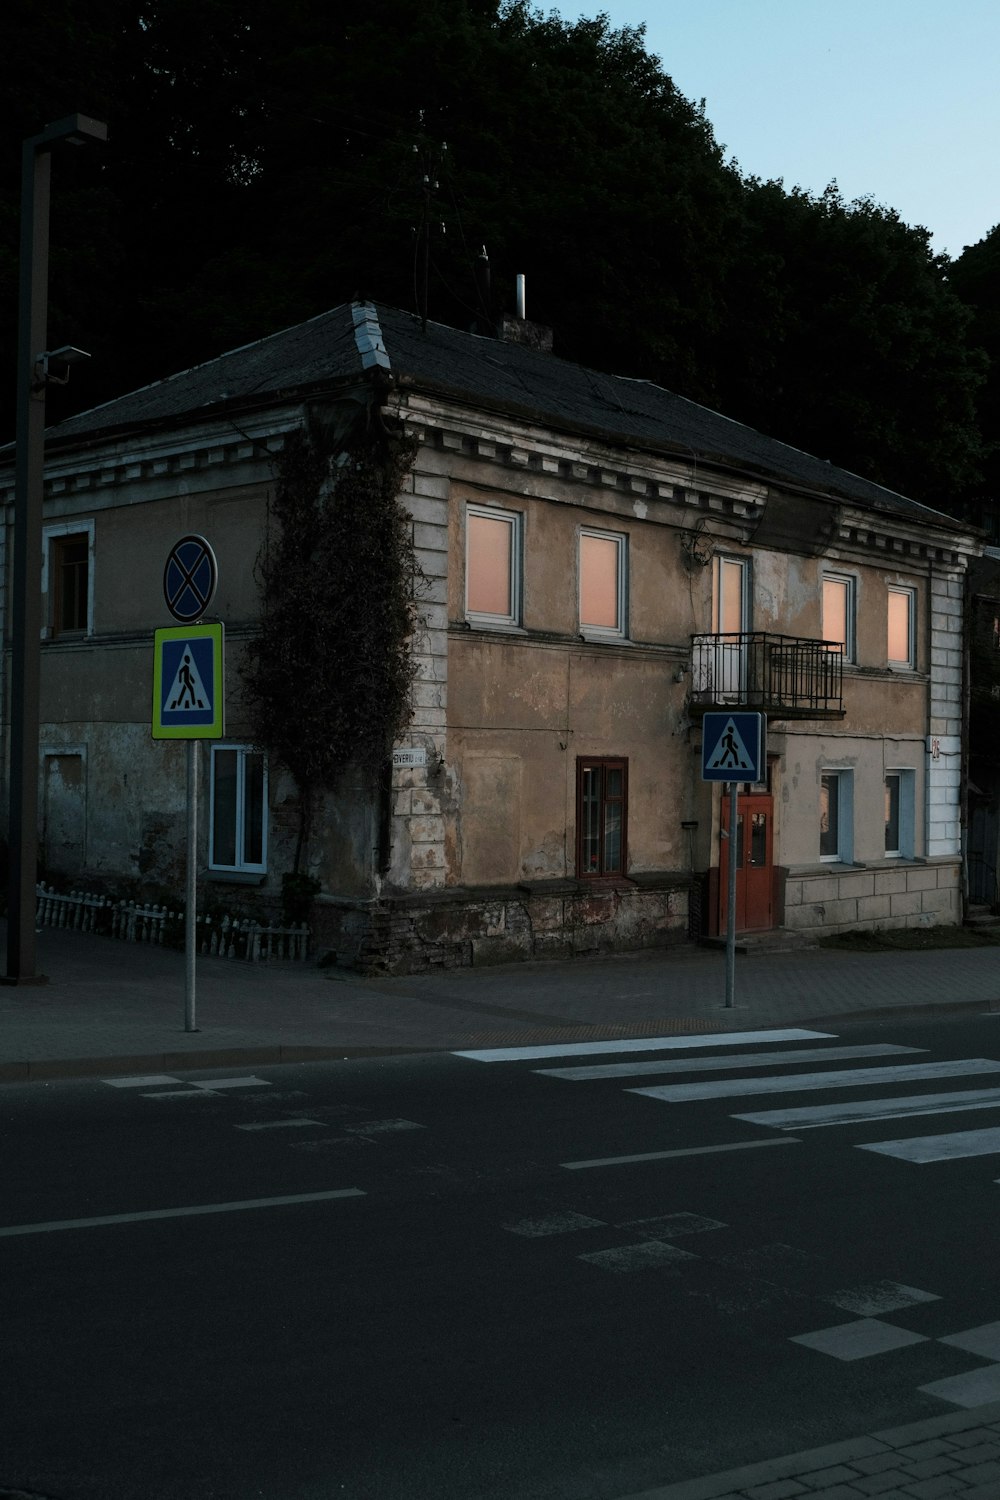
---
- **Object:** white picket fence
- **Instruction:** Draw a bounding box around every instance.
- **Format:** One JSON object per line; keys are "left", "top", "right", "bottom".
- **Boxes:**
{"left": 34, "top": 884, "right": 310, "bottom": 963}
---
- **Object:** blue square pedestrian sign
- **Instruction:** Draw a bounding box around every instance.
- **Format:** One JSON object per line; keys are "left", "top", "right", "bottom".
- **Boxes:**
{"left": 152, "top": 623, "right": 224, "bottom": 739}
{"left": 701, "top": 711, "right": 765, "bottom": 782}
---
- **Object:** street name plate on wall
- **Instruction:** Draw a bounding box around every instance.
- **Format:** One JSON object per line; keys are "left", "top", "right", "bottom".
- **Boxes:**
{"left": 392, "top": 747, "right": 427, "bottom": 769}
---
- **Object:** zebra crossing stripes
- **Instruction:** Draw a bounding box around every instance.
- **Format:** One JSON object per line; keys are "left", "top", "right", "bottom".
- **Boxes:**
{"left": 735, "top": 1087, "right": 1000, "bottom": 1130}
{"left": 452, "top": 1028, "right": 833, "bottom": 1063}
{"left": 535, "top": 1042, "right": 922, "bottom": 1081}
{"left": 859, "top": 1126, "right": 1000, "bottom": 1163}
{"left": 628, "top": 1058, "right": 1000, "bottom": 1103}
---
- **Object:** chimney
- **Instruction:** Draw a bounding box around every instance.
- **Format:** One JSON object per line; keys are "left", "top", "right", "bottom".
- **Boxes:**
{"left": 498, "top": 273, "right": 554, "bottom": 353}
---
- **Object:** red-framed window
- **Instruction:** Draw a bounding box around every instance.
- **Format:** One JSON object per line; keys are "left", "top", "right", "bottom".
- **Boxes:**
{"left": 576, "top": 758, "right": 627, "bottom": 877}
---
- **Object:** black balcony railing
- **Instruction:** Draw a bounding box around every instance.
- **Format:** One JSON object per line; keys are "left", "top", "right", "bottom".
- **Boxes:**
{"left": 689, "top": 632, "right": 844, "bottom": 719}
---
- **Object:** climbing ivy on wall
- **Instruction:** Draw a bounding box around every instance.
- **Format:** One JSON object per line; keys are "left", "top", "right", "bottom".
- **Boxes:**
{"left": 241, "top": 403, "right": 421, "bottom": 867}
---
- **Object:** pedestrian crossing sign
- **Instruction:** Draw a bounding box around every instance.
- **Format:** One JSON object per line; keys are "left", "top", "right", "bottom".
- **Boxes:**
{"left": 701, "top": 711, "right": 764, "bottom": 782}
{"left": 152, "top": 623, "right": 224, "bottom": 739}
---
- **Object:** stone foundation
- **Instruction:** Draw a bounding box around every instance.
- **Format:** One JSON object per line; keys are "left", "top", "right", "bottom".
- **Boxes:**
{"left": 312, "top": 873, "right": 692, "bottom": 975}
{"left": 782, "top": 858, "right": 961, "bottom": 935}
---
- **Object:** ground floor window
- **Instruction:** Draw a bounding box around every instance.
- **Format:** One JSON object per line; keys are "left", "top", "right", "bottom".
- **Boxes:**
{"left": 576, "top": 758, "right": 627, "bottom": 876}
{"left": 885, "top": 768, "right": 916, "bottom": 858}
{"left": 820, "top": 769, "right": 854, "bottom": 862}
{"left": 210, "top": 744, "right": 267, "bottom": 874}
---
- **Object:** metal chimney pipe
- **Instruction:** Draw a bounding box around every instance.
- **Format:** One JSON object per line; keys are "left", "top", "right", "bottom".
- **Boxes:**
{"left": 516, "top": 274, "right": 526, "bottom": 320}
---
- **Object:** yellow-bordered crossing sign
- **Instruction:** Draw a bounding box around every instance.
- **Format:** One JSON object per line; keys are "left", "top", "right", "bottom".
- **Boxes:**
{"left": 152, "top": 623, "right": 224, "bottom": 739}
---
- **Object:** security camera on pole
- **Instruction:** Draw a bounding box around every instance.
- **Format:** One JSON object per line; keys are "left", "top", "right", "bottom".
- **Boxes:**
{"left": 152, "top": 536, "right": 222, "bottom": 1032}
{"left": 702, "top": 711, "right": 765, "bottom": 1009}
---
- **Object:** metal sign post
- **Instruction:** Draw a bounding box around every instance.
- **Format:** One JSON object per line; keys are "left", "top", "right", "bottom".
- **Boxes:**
{"left": 725, "top": 782, "right": 738, "bottom": 1009}
{"left": 702, "top": 712, "right": 765, "bottom": 1012}
{"left": 153, "top": 538, "right": 221, "bottom": 1033}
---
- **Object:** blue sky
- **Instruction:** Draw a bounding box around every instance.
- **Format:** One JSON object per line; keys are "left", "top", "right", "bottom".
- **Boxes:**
{"left": 581, "top": 0, "right": 1000, "bottom": 259}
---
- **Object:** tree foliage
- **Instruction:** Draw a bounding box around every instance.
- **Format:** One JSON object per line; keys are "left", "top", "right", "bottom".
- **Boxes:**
{"left": 240, "top": 405, "right": 420, "bottom": 865}
{"left": 0, "top": 0, "right": 993, "bottom": 514}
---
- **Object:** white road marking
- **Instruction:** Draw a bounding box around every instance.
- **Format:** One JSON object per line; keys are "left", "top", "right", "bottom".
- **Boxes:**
{"left": 790, "top": 1318, "right": 928, "bottom": 1360}
{"left": 233, "top": 1118, "right": 324, "bottom": 1131}
{"left": 536, "top": 1043, "right": 921, "bottom": 1081}
{"left": 561, "top": 1138, "right": 800, "bottom": 1170}
{"left": 616, "top": 1212, "right": 726, "bottom": 1237}
{"left": 939, "top": 1321, "right": 1000, "bottom": 1360}
{"left": 919, "top": 1365, "right": 1000, "bottom": 1407}
{"left": 344, "top": 1119, "right": 425, "bottom": 1137}
{"left": 824, "top": 1283, "right": 940, "bottom": 1316}
{"left": 453, "top": 1029, "right": 833, "bottom": 1062}
{"left": 142, "top": 1089, "right": 221, "bottom": 1099}
{"left": 578, "top": 1240, "right": 697, "bottom": 1273}
{"left": 0, "top": 1189, "right": 366, "bottom": 1238}
{"left": 630, "top": 1059, "right": 1000, "bottom": 1104}
{"left": 103, "top": 1074, "right": 179, "bottom": 1088}
{"left": 505, "top": 1212, "right": 606, "bottom": 1237}
{"left": 735, "top": 1087, "right": 1000, "bottom": 1131}
{"left": 190, "top": 1077, "right": 271, "bottom": 1090}
{"left": 858, "top": 1126, "right": 1000, "bottom": 1163}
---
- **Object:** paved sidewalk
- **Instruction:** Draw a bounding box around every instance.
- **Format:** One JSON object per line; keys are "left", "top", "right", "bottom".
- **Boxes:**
{"left": 1, "top": 922, "right": 999, "bottom": 1080}
{"left": 629, "top": 1401, "right": 1000, "bottom": 1499}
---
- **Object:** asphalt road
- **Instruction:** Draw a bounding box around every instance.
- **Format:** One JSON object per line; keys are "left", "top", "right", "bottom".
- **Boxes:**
{"left": 5, "top": 1013, "right": 1000, "bottom": 1499}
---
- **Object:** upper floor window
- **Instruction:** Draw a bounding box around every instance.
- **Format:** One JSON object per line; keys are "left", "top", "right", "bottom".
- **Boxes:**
{"left": 888, "top": 586, "right": 916, "bottom": 667}
{"left": 210, "top": 744, "right": 267, "bottom": 875}
{"left": 715, "top": 556, "right": 749, "bottom": 635}
{"left": 43, "top": 521, "right": 94, "bottom": 637}
{"left": 822, "top": 573, "right": 855, "bottom": 661}
{"left": 466, "top": 506, "right": 521, "bottom": 626}
{"left": 579, "top": 529, "right": 627, "bottom": 637}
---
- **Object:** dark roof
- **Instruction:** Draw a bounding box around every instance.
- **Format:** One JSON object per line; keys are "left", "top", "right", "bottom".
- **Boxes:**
{"left": 40, "top": 300, "right": 957, "bottom": 529}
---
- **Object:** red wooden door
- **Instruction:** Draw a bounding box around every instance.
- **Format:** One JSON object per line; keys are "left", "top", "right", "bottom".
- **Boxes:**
{"left": 719, "top": 792, "right": 774, "bottom": 933}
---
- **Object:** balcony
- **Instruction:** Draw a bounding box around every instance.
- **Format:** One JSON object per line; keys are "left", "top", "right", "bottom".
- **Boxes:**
{"left": 689, "top": 632, "right": 845, "bottom": 720}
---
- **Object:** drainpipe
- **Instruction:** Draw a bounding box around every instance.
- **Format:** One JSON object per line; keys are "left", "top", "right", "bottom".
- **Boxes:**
{"left": 960, "top": 565, "right": 971, "bottom": 915}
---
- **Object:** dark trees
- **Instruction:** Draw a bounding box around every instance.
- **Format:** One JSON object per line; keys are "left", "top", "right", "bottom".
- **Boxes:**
{"left": 0, "top": 0, "right": 991, "bottom": 515}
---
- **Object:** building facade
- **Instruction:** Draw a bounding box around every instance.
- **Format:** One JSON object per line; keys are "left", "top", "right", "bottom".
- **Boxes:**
{"left": 0, "top": 301, "right": 979, "bottom": 971}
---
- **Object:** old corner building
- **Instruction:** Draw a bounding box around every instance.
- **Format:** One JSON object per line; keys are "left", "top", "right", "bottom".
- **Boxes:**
{"left": 0, "top": 300, "right": 979, "bottom": 973}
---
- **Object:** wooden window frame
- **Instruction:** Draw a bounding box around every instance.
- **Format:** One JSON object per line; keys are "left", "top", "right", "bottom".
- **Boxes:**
{"left": 575, "top": 757, "right": 628, "bottom": 878}
{"left": 43, "top": 521, "right": 94, "bottom": 638}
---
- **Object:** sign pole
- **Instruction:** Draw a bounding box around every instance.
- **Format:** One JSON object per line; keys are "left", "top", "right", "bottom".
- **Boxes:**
{"left": 154, "top": 535, "right": 221, "bottom": 1036}
{"left": 185, "top": 739, "right": 198, "bottom": 1032}
{"left": 725, "top": 780, "right": 738, "bottom": 1009}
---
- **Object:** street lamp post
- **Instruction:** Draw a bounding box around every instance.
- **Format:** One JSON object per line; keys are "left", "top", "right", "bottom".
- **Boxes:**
{"left": 5, "top": 114, "right": 107, "bottom": 985}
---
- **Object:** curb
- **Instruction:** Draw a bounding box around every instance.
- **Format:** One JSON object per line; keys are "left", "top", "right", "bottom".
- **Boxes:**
{"left": 0, "top": 1043, "right": 436, "bottom": 1083}
{"left": 617, "top": 1400, "right": 1000, "bottom": 1499}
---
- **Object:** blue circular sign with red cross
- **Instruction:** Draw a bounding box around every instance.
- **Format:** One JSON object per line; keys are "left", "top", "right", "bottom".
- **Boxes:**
{"left": 163, "top": 534, "right": 218, "bottom": 623}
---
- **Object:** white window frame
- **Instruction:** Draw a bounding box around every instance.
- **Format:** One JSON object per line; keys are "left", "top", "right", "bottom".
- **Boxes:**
{"left": 209, "top": 743, "right": 268, "bottom": 875}
{"left": 465, "top": 505, "right": 522, "bottom": 628}
{"left": 41, "top": 519, "right": 95, "bottom": 638}
{"left": 884, "top": 768, "right": 916, "bottom": 859}
{"left": 820, "top": 768, "right": 854, "bottom": 863}
{"left": 578, "top": 527, "right": 628, "bottom": 639}
{"left": 822, "top": 572, "right": 856, "bottom": 663}
{"left": 888, "top": 585, "right": 916, "bottom": 668}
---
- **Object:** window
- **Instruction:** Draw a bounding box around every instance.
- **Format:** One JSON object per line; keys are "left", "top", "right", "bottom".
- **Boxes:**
{"left": 820, "top": 769, "right": 854, "bottom": 862}
{"left": 888, "top": 586, "right": 915, "bottom": 667}
{"left": 884, "top": 769, "right": 916, "bottom": 858}
{"left": 579, "top": 529, "right": 627, "bottom": 637}
{"left": 466, "top": 506, "right": 521, "bottom": 625}
{"left": 43, "top": 521, "right": 94, "bottom": 637}
{"left": 210, "top": 745, "right": 267, "bottom": 874}
{"left": 885, "top": 773, "right": 900, "bottom": 855}
{"left": 822, "top": 573, "right": 855, "bottom": 661}
{"left": 576, "top": 758, "right": 627, "bottom": 877}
